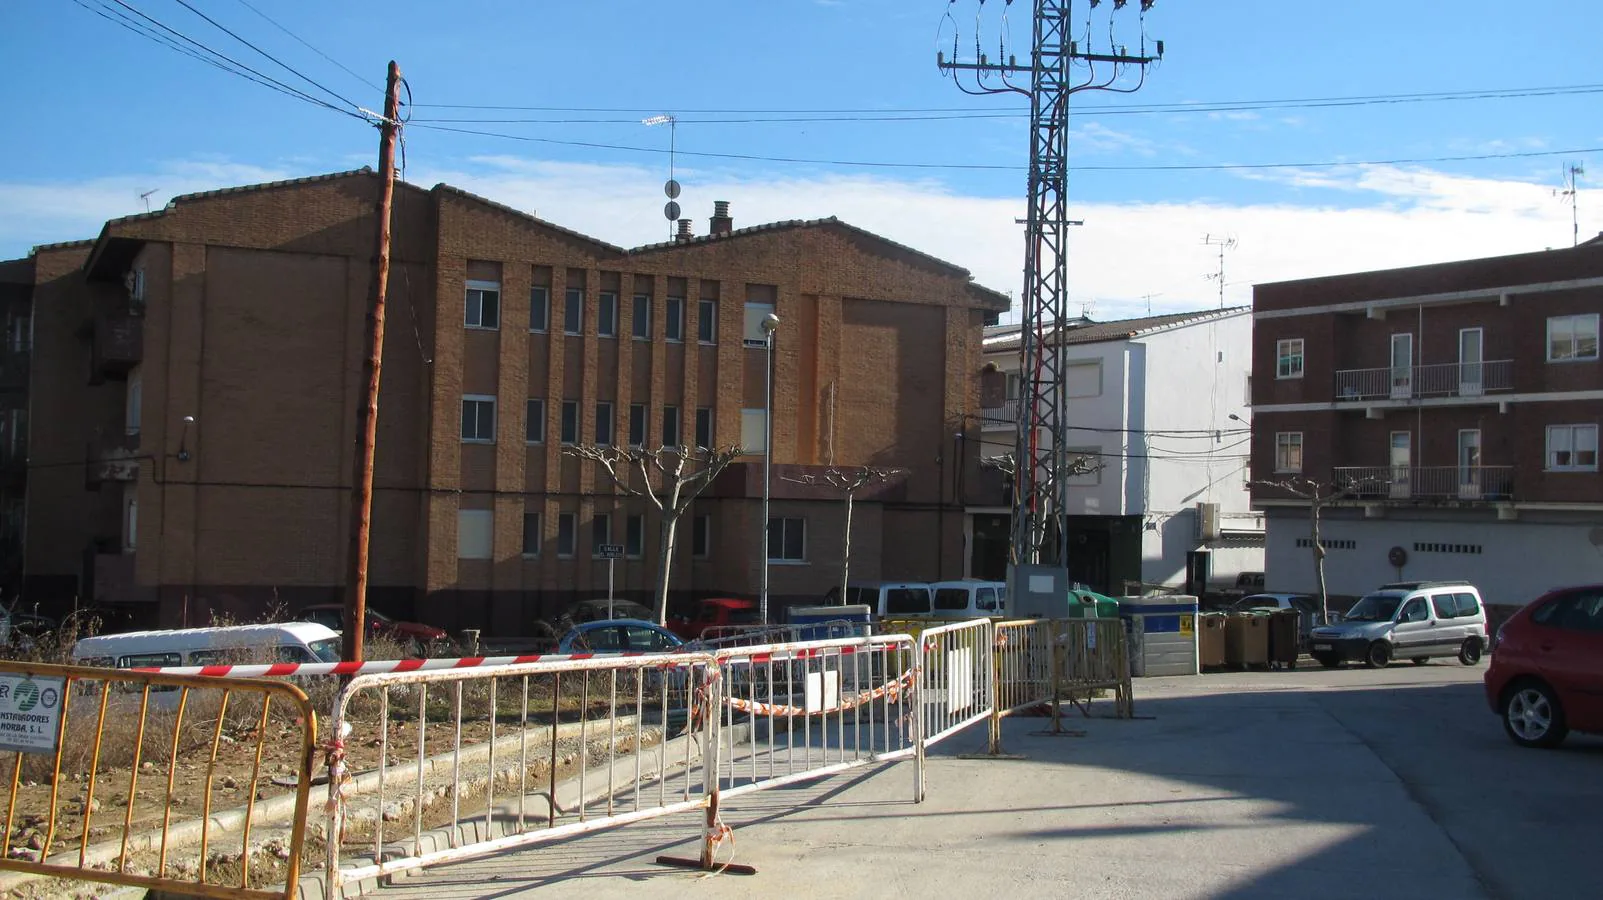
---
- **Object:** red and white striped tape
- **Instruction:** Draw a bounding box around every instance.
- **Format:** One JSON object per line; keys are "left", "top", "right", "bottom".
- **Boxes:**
{"left": 131, "top": 651, "right": 676, "bottom": 679}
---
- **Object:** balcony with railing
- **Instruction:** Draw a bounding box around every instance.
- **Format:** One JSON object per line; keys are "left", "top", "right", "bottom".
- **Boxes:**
{"left": 86, "top": 431, "right": 141, "bottom": 488}
{"left": 1333, "top": 360, "right": 1513, "bottom": 403}
{"left": 89, "top": 310, "right": 143, "bottom": 382}
{"left": 1332, "top": 465, "right": 1515, "bottom": 502}
{"left": 979, "top": 398, "right": 1020, "bottom": 430}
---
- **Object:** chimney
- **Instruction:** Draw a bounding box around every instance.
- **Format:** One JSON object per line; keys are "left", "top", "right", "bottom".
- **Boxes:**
{"left": 675, "top": 219, "right": 693, "bottom": 242}
{"left": 709, "top": 200, "right": 733, "bottom": 236}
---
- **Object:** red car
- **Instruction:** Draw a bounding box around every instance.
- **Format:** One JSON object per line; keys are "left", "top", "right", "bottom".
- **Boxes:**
{"left": 669, "top": 597, "right": 759, "bottom": 640}
{"left": 1484, "top": 585, "right": 1603, "bottom": 748}
{"left": 298, "top": 605, "right": 450, "bottom": 651}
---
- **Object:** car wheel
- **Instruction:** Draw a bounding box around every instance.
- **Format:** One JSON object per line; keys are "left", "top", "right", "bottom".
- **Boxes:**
{"left": 1502, "top": 680, "right": 1568, "bottom": 749}
{"left": 1458, "top": 638, "right": 1483, "bottom": 666}
{"left": 1364, "top": 641, "right": 1391, "bottom": 669}
{"left": 1314, "top": 654, "right": 1340, "bottom": 669}
{"left": 1411, "top": 657, "right": 1429, "bottom": 666}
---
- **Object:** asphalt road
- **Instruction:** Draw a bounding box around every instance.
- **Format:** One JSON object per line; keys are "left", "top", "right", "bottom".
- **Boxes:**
{"left": 371, "top": 660, "right": 1602, "bottom": 900}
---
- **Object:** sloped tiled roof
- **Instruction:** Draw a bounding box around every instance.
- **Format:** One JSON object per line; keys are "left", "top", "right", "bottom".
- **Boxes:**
{"left": 985, "top": 307, "right": 1248, "bottom": 352}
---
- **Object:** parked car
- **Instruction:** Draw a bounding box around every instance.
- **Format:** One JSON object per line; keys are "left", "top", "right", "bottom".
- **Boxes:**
{"left": 1306, "top": 581, "right": 1487, "bottom": 669}
{"left": 298, "top": 605, "right": 449, "bottom": 650}
{"left": 74, "top": 622, "right": 343, "bottom": 668}
{"left": 668, "top": 597, "right": 759, "bottom": 640}
{"left": 929, "top": 580, "right": 1006, "bottom": 620}
{"left": 1484, "top": 585, "right": 1603, "bottom": 748}
{"left": 825, "top": 582, "right": 935, "bottom": 618}
{"left": 557, "top": 619, "right": 686, "bottom": 654}
{"left": 1231, "top": 593, "right": 1321, "bottom": 644}
{"left": 561, "top": 598, "right": 657, "bottom": 625}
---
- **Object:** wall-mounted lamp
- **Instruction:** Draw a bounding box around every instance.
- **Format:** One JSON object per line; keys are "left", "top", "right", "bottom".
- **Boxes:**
{"left": 177, "top": 415, "right": 195, "bottom": 463}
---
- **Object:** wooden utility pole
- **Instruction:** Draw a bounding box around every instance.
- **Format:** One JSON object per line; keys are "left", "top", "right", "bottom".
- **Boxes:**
{"left": 342, "top": 60, "right": 402, "bottom": 662}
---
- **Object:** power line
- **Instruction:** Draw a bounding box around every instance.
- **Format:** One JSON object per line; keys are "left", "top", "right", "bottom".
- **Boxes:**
{"left": 405, "top": 122, "right": 1603, "bottom": 174}
{"left": 167, "top": 0, "right": 362, "bottom": 113}
{"left": 229, "top": 0, "right": 383, "bottom": 94}
{"left": 407, "top": 81, "right": 1603, "bottom": 116}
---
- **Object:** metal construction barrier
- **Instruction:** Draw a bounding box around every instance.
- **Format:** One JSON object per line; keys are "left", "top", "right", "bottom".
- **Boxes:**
{"left": 321, "top": 651, "right": 721, "bottom": 896}
{"left": 1057, "top": 618, "right": 1135, "bottom": 720}
{"left": 695, "top": 620, "right": 871, "bottom": 650}
{"left": 916, "top": 619, "right": 995, "bottom": 752}
{"left": 0, "top": 659, "right": 318, "bottom": 900}
{"left": 711, "top": 635, "right": 920, "bottom": 804}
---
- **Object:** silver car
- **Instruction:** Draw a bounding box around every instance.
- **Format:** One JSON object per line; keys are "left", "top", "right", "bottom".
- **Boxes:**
{"left": 1308, "top": 581, "right": 1488, "bottom": 669}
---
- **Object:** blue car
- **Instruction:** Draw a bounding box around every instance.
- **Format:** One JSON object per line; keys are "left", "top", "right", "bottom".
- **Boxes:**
{"left": 557, "top": 619, "right": 686, "bottom": 654}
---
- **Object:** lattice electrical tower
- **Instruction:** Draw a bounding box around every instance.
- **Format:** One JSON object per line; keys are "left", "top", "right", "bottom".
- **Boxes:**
{"left": 938, "top": 0, "right": 1163, "bottom": 572}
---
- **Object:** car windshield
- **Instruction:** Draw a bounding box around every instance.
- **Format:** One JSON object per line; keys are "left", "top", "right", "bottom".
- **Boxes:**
{"left": 1345, "top": 594, "right": 1404, "bottom": 622}
{"left": 307, "top": 638, "right": 342, "bottom": 663}
{"left": 1234, "top": 596, "right": 1279, "bottom": 611}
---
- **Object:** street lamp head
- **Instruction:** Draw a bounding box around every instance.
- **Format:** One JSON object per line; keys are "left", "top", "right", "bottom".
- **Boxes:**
{"left": 1227, "top": 413, "right": 1247, "bottom": 423}
{"left": 182, "top": 415, "right": 195, "bottom": 424}
{"left": 761, "top": 313, "right": 780, "bottom": 333}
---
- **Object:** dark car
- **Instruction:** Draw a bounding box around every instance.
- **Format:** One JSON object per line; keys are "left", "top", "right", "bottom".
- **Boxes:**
{"left": 1484, "top": 585, "right": 1603, "bottom": 748}
{"left": 562, "top": 598, "right": 657, "bottom": 626}
{"left": 298, "top": 605, "right": 450, "bottom": 651}
{"left": 557, "top": 619, "right": 685, "bottom": 654}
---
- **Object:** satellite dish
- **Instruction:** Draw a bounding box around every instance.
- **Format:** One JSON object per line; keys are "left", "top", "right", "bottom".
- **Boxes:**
{"left": 664, "top": 201, "right": 681, "bottom": 221}
{"left": 664, "top": 179, "right": 682, "bottom": 200}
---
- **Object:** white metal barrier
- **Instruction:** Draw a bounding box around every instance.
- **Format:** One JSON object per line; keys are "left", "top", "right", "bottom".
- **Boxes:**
{"left": 916, "top": 619, "right": 995, "bottom": 750}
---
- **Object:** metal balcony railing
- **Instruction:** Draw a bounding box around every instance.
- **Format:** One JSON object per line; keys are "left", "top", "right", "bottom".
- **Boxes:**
{"left": 1332, "top": 465, "right": 1515, "bottom": 501}
{"left": 1333, "top": 360, "right": 1513, "bottom": 402}
{"left": 979, "top": 398, "right": 1020, "bottom": 429}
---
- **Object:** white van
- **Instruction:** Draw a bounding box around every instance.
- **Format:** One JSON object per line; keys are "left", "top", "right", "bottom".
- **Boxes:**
{"left": 72, "top": 622, "right": 342, "bottom": 669}
{"left": 835, "top": 582, "right": 935, "bottom": 618}
{"left": 928, "top": 580, "right": 1006, "bottom": 620}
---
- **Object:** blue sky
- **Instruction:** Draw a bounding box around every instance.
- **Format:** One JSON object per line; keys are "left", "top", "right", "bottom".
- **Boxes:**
{"left": 4, "top": 1, "right": 1602, "bottom": 315}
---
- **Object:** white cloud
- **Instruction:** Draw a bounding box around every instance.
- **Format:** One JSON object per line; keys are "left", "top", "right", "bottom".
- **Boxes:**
{"left": 2, "top": 157, "right": 1591, "bottom": 326}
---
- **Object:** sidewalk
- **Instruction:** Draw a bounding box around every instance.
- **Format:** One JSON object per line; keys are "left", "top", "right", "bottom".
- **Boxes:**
{"left": 372, "top": 673, "right": 1489, "bottom": 900}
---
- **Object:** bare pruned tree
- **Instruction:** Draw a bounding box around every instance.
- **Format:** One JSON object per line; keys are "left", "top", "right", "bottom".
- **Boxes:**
{"left": 780, "top": 466, "right": 909, "bottom": 604}
{"left": 564, "top": 443, "right": 743, "bottom": 624}
{"left": 1248, "top": 474, "right": 1379, "bottom": 625}
{"left": 981, "top": 452, "right": 1102, "bottom": 564}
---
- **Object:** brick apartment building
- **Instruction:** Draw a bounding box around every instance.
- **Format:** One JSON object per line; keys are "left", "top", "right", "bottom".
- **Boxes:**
{"left": 0, "top": 257, "right": 30, "bottom": 605}
{"left": 12, "top": 169, "right": 1007, "bottom": 632}
{"left": 1250, "top": 241, "right": 1603, "bottom": 606}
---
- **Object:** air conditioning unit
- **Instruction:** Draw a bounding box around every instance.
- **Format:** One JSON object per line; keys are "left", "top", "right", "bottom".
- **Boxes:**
{"left": 1196, "top": 502, "right": 1220, "bottom": 541}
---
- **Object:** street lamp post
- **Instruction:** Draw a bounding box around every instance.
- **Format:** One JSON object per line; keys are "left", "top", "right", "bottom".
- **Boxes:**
{"left": 760, "top": 313, "right": 779, "bottom": 624}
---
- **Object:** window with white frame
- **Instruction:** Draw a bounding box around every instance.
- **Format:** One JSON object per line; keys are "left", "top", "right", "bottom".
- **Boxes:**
{"left": 1276, "top": 339, "right": 1305, "bottom": 379}
{"left": 597, "top": 291, "right": 618, "bottom": 337}
{"left": 1275, "top": 432, "right": 1304, "bottom": 473}
{"left": 628, "top": 403, "right": 646, "bottom": 447}
{"left": 557, "top": 513, "right": 576, "bottom": 558}
{"left": 526, "top": 398, "right": 545, "bottom": 444}
{"left": 695, "top": 407, "right": 713, "bottom": 448}
{"left": 741, "top": 409, "right": 767, "bottom": 454}
{"left": 1062, "top": 360, "right": 1102, "bottom": 397}
{"left": 461, "top": 395, "right": 496, "bottom": 443}
{"left": 698, "top": 299, "right": 717, "bottom": 343}
{"left": 560, "top": 401, "right": 579, "bottom": 445}
{"left": 529, "top": 286, "right": 550, "bottom": 333}
{"left": 563, "top": 287, "right": 583, "bottom": 335}
{"left": 665, "top": 296, "right": 685, "bottom": 342}
{"left": 458, "top": 509, "right": 493, "bottom": 559}
{"left": 1547, "top": 424, "right": 1599, "bottom": 471}
{"left": 1547, "top": 314, "right": 1600, "bottom": 362}
{"left": 465, "top": 279, "right": 501, "bottom": 330}
{"left": 521, "top": 512, "right": 540, "bottom": 557}
{"left": 768, "top": 517, "right": 805, "bottom": 562}
{"left": 743, "top": 301, "right": 775, "bottom": 347}
{"left": 692, "top": 513, "right": 711, "bottom": 558}
{"left": 595, "top": 402, "right": 614, "bottom": 446}
{"left": 625, "top": 514, "right": 645, "bottom": 558}
{"left": 632, "top": 294, "right": 652, "bottom": 339}
{"left": 662, "top": 405, "right": 680, "bottom": 447}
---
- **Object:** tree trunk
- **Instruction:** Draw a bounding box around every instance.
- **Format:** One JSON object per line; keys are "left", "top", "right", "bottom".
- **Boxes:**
{"left": 655, "top": 512, "right": 680, "bottom": 626}
{"left": 1310, "top": 497, "right": 1329, "bottom": 625}
{"left": 839, "top": 491, "right": 854, "bottom": 604}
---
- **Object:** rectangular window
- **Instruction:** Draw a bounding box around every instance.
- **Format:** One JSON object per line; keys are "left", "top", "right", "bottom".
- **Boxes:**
{"left": 625, "top": 514, "right": 645, "bottom": 558}
{"left": 521, "top": 512, "right": 540, "bottom": 557}
{"left": 465, "top": 279, "right": 500, "bottom": 330}
{"left": 741, "top": 409, "right": 767, "bottom": 454}
{"left": 665, "top": 296, "right": 685, "bottom": 342}
{"left": 768, "top": 517, "right": 805, "bottom": 562}
{"left": 1275, "top": 432, "right": 1303, "bottom": 473}
{"left": 1276, "top": 339, "right": 1305, "bottom": 379}
{"left": 1547, "top": 424, "right": 1599, "bottom": 471}
{"left": 458, "top": 509, "right": 493, "bottom": 559}
{"left": 564, "top": 287, "right": 583, "bottom": 335}
{"left": 632, "top": 294, "right": 652, "bottom": 339}
{"left": 692, "top": 513, "right": 711, "bottom": 558}
{"left": 529, "top": 286, "right": 549, "bottom": 333}
{"left": 743, "top": 301, "right": 775, "bottom": 347}
{"left": 557, "top": 513, "right": 576, "bottom": 558}
{"left": 560, "top": 401, "right": 579, "bottom": 445}
{"left": 695, "top": 407, "right": 713, "bottom": 448}
{"left": 597, "top": 291, "right": 618, "bottom": 337}
{"left": 592, "top": 513, "right": 611, "bottom": 554}
{"left": 1062, "top": 360, "right": 1102, "bottom": 398}
{"left": 1548, "top": 313, "right": 1600, "bottom": 362}
{"left": 461, "top": 395, "right": 496, "bottom": 443}
{"left": 525, "top": 398, "right": 545, "bottom": 444}
{"left": 662, "top": 405, "right": 680, "bottom": 447}
{"left": 698, "top": 299, "right": 717, "bottom": 343}
{"left": 595, "top": 402, "right": 614, "bottom": 446}
{"left": 629, "top": 403, "right": 646, "bottom": 447}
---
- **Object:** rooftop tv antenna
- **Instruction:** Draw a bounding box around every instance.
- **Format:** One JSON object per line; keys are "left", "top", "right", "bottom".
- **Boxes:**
{"left": 1557, "top": 163, "right": 1585, "bottom": 247}
{"left": 643, "top": 115, "right": 681, "bottom": 240}
{"left": 1203, "top": 234, "right": 1237, "bottom": 309}
{"left": 139, "top": 189, "right": 158, "bottom": 213}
